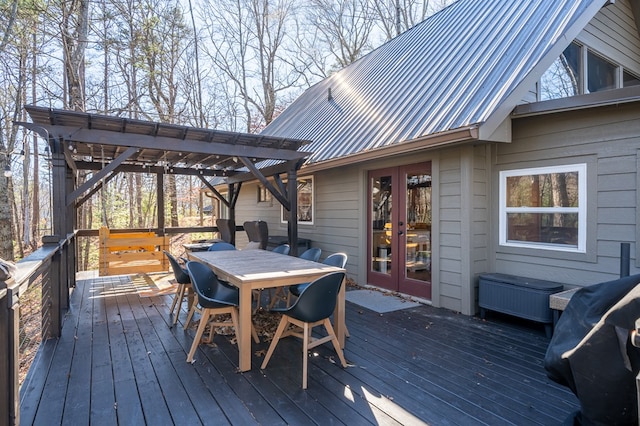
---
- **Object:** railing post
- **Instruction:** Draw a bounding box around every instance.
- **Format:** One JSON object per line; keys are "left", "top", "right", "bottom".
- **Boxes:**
{"left": 0, "top": 278, "right": 20, "bottom": 426}
{"left": 43, "top": 235, "right": 62, "bottom": 338}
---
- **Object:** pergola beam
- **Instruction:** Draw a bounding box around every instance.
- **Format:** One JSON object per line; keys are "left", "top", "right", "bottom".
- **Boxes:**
{"left": 40, "top": 125, "right": 310, "bottom": 161}
{"left": 67, "top": 146, "right": 138, "bottom": 207}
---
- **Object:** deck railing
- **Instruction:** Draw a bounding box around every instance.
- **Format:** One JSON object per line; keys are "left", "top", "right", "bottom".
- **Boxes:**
{"left": 0, "top": 233, "right": 76, "bottom": 426}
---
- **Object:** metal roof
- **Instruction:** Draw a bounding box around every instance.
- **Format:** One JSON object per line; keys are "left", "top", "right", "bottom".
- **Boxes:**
{"left": 261, "top": 0, "right": 607, "bottom": 166}
{"left": 24, "top": 105, "right": 310, "bottom": 177}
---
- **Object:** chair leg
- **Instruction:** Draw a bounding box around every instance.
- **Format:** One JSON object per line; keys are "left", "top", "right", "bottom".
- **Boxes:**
{"left": 268, "top": 287, "right": 286, "bottom": 309}
{"left": 187, "top": 309, "right": 210, "bottom": 363}
{"left": 251, "top": 323, "right": 260, "bottom": 343}
{"left": 252, "top": 289, "right": 262, "bottom": 314}
{"left": 261, "top": 315, "right": 290, "bottom": 370}
{"left": 302, "top": 322, "right": 311, "bottom": 389}
{"left": 169, "top": 283, "right": 181, "bottom": 315}
{"left": 323, "top": 318, "right": 347, "bottom": 367}
{"left": 184, "top": 297, "right": 198, "bottom": 330}
{"left": 172, "top": 284, "right": 186, "bottom": 325}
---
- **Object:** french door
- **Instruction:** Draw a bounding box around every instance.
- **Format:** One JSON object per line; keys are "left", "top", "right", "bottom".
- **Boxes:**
{"left": 367, "top": 163, "right": 432, "bottom": 299}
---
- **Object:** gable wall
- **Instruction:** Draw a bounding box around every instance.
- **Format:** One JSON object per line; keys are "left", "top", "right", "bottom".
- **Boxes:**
{"left": 494, "top": 101, "right": 640, "bottom": 286}
{"left": 522, "top": 0, "right": 640, "bottom": 104}
{"left": 578, "top": 0, "right": 640, "bottom": 75}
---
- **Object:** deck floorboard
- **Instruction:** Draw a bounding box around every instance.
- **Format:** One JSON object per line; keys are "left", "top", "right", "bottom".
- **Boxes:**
{"left": 20, "top": 274, "right": 579, "bottom": 425}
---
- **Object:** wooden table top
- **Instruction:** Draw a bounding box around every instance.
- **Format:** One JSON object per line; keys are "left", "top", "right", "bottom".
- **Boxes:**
{"left": 188, "top": 249, "right": 344, "bottom": 288}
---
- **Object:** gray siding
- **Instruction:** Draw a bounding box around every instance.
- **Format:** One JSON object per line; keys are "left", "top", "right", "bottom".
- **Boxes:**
{"left": 578, "top": 0, "right": 640, "bottom": 75}
{"left": 494, "top": 101, "right": 640, "bottom": 287}
{"left": 438, "top": 150, "right": 464, "bottom": 312}
{"left": 471, "top": 145, "right": 490, "bottom": 313}
{"left": 233, "top": 168, "right": 362, "bottom": 279}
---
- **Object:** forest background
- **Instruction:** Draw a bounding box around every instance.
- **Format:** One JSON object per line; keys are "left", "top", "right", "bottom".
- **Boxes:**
{"left": 0, "top": 0, "right": 452, "bottom": 268}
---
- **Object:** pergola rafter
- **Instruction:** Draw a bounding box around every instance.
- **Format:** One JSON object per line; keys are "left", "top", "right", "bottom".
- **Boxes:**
{"left": 19, "top": 105, "right": 312, "bottom": 254}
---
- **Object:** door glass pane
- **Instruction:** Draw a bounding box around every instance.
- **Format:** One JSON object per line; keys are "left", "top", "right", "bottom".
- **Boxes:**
{"left": 371, "top": 175, "right": 392, "bottom": 274}
{"left": 405, "top": 173, "right": 431, "bottom": 281}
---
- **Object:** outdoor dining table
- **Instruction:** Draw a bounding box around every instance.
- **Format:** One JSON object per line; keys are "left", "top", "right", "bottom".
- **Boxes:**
{"left": 187, "top": 249, "right": 347, "bottom": 372}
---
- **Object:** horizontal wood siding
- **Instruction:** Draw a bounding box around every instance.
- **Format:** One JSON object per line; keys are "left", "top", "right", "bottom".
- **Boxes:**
{"left": 471, "top": 145, "right": 490, "bottom": 313}
{"left": 234, "top": 169, "right": 362, "bottom": 280}
{"left": 438, "top": 150, "right": 464, "bottom": 312}
{"left": 305, "top": 168, "right": 361, "bottom": 278}
{"left": 495, "top": 101, "right": 640, "bottom": 287}
{"left": 578, "top": 0, "right": 640, "bottom": 75}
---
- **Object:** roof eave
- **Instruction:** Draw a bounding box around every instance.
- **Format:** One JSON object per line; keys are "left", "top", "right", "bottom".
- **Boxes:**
{"left": 512, "top": 85, "right": 640, "bottom": 117}
{"left": 301, "top": 126, "right": 480, "bottom": 174}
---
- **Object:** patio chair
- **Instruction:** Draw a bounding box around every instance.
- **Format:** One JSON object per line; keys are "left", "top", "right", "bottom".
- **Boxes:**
{"left": 164, "top": 250, "right": 192, "bottom": 326}
{"left": 299, "top": 247, "right": 321, "bottom": 262}
{"left": 288, "top": 253, "right": 347, "bottom": 302}
{"left": 216, "top": 218, "right": 235, "bottom": 244}
{"left": 244, "top": 220, "right": 269, "bottom": 250}
{"left": 253, "top": 244, "right": 291, "bottom": 312}
{"left": 261, "top": 271, "right": 347, "bottom": 389}
{"left": 185, "top": 261, "right": 259, "bottom": 363}
{"left": 268, "top": 247, "right": 322, "bottom": 309}
{"left": 207, "top": 241, "right": 237, "bottom": 251}
{"left": 271, "top": 244, "right": 290, "bottom": 255}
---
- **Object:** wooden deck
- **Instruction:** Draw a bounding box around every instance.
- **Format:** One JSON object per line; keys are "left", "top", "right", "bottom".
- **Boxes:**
{"left": 19, "top": 274, "right": 579, "bottom": 425}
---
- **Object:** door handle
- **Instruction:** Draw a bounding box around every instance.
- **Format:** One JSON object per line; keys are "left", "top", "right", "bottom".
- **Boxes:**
{"left": 398, "top": 230, "right": 404, "bottom": 236}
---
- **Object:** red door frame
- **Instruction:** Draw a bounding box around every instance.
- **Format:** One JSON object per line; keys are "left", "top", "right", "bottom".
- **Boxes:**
{"left": 367, "top": 163, "right": 432, "bottom": 299}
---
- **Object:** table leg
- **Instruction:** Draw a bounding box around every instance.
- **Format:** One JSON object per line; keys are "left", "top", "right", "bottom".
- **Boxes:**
{"left": 334, "top": 278, "right": 346, "bottom": 348}
{"left": 238, "top": 286, "right": 253, "bottom": 372}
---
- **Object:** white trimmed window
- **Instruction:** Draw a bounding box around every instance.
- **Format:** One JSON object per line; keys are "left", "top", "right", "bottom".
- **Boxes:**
{"left": 499, "top": 164, "right": 586, "bottom": 252}
{"left": 281, "top": 176, "right": 314, "bottom": 225}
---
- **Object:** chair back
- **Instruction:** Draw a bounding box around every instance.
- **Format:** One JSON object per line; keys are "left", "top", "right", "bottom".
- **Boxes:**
{"left": 323, "top": 253, "right": 347, "bottom": 268}
{"left": 244, "top": 220, "right": 269, "bottom": 250}
{"left": 186, "top": 261, "right": 239, "bottom": 306}
{"left": 271, "top": 244, "right": 290, "bottom": 255}
{"left": 208, "top": 242, "right": 237, "bottom": 251}
{"left": 164, "top": 250, "right": 190, "bottom": 284}
{"left": 287, "top": 272, "right": 345, "bottom": 323}
{"left": 299, "top": 247, "right": 321, "bottom": 262}
{"left": 216, "top": 218, "right": 235, "bottom": 244}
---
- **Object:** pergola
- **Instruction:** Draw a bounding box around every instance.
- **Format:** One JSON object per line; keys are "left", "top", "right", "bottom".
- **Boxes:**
{"left": 19, "top": 105, "right": 312, "bottom": 252}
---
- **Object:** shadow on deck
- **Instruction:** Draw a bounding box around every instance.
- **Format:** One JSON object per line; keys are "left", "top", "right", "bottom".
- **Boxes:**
{"left": 19, "top": 273, "right": 578, "bottom": 425}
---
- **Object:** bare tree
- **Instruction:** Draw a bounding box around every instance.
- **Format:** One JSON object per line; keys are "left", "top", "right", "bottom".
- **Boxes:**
{"left": 200, "top": 0, "right": 304, "bottom": 131}
{"left": 308, "top": 0, "right": 375, "bottom": 69}
{"left": 60, "top": 0, "right": 90, "bottom": 110}
{"left": 371, "top": 0, "right": 453, "bottom": 40}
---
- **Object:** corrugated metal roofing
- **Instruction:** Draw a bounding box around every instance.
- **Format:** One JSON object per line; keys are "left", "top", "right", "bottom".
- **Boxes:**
{"left": 261, "top": 0, "right": 607, "bottom": 166}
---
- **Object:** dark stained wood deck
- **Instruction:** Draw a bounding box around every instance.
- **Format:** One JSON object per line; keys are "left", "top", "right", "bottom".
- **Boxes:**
{"left": 19, "top": 274, "right": 579, "bottom": 425}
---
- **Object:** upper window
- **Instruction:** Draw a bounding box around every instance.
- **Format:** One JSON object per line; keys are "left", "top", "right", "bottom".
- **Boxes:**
{"left": 540, "top": 42, "right": 580, "bottom": 100}
{"left": 499, "top": 164, "right": 586, "bottom": 252}
{"left": 623, "top": 70, "right": 640, "bottom": 87}
{"left": 281, "top": 176, "right": 314, "bottom": 224}
{"left": 540, "top": 42, "right": 639, "bottom": 100}
{"left": 587, "top": 50, "right": 617, "bottom": 93}
{"left": 257, "top": 185, "right": 272, "bottom": 203}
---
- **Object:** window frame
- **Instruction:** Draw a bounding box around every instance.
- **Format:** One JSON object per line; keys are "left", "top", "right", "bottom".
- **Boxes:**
{"left": 499, "top": 164, "right": 587, "bottom": 253}
{"left": 257, "top": 184, "right": 272, "bottom": 204}
{"left": 280, "top": 175, "right": 314, "bottom": 225}
{"left": 539, "top": 41, "right": 640, "bottom": 100}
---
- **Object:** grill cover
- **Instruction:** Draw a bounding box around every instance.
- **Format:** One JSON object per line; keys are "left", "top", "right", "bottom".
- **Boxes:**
{"left": 544, "top": 274, "right": 640, "bottom": 425}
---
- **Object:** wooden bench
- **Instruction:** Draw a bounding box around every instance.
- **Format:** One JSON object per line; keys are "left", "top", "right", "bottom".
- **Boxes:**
{"left": 99, "top": 227, "right": 169, "bottom": 276}
{"left": 479, "top": 273, "right": 564, "bottom": 338}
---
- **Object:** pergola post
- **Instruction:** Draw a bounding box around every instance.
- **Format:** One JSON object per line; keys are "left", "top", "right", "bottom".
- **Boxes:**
{"left": 287, "top": 168, "right": 299, "bottom": 256}
{"left": 48, "top": 137, "right": 67, "bottom": 337}
{"left": 157, "top": 172, "right": 165, "bottom": 235}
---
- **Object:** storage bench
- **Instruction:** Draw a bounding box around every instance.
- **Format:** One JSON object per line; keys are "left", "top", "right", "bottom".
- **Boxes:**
{"left": 479, "top": 273, "right": 564, "bottom": 337}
